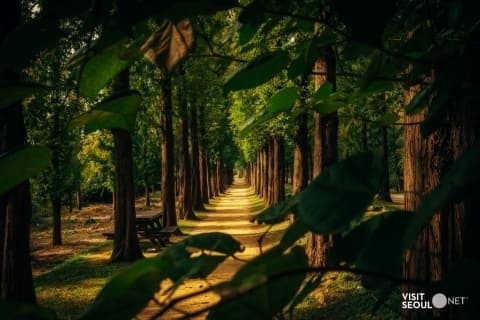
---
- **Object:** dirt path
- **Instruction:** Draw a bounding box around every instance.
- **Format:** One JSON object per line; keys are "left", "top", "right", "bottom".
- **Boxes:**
{"left": 138, "top": 177, "right": 289, "bottom": 320}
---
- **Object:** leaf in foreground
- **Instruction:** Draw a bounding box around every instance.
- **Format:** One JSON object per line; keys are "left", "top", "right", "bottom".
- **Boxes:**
{"left": 0, "top": 146, "right": 51, "bottom": 195}
{"left": 208, "top": 246, "right": 307, "bottom": 320}
{"left": 298, "top": 152, "right": 383, "bottom": 234}
{"left": 224, "top": 50, "right": 290, "bottom": 93}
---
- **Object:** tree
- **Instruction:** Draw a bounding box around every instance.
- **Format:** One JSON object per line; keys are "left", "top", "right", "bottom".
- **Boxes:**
{"left": 159, "top": 74, "right": 177, "bottom": 227}
{"left": 0, "top": 0, "right": 36, "bottom": 303}
{"left": 176, "top": 66, "right": 195, "bottom": 220}
{"left": 292, "top": 77, "right": 310, "bottom": 197}
{"left": 307, "top": 25, "right": 338, "bottom": 267}
{"left": 110, "top": 70, "right": 143, "bottom": 262}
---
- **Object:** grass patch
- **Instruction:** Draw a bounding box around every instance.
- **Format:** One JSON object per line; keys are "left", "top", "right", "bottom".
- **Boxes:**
{"left": 34, "top": 242, "right": 128, "bottom": 319}
{"left": 293, "top": 273, "right": 401, "bottom": 320}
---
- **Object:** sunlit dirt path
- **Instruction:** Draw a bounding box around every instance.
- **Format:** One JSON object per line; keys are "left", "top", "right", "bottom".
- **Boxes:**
{"left": 137, "top": 177, "right": 289, "bottom": 320}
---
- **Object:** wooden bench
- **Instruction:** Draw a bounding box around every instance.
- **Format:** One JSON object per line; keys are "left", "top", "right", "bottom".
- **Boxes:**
{"left": 103, "top": 226, "right": 179, "bottom": 250}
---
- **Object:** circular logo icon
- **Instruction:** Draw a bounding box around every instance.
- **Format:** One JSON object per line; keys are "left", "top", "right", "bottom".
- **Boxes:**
{"left": 432, "top": 293, "right": 447, "bottom": 309}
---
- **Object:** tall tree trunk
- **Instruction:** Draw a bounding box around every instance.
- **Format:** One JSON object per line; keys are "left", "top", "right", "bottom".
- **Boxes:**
{"left": 403, "top": 42, "right": 480, "bottom": 318}
{"left": 292, "top": 77, "right": 310, "bottom": 196}
{"left": 198, "top": 104, "right": 209, "bottom": 204}
{"left": 273, "top": 136, "right": 285, "bottom": 204}
{"left": 160, "top": 75, "right": 177, "bottom": 227}
{"left": 190, "top": 103, "right": 204, "bottom": 210}
{"left": 307, "top": 40, "right": 338, "bottom": 268}
{"left": 51, "top": 105, "right": 62, "bottom": 245}
{"left": 0, "top": 1, "right": 36, "bottom": 303}
{"left": 52, "top": 199, "right": 62, "bottom": 245}
{"left": 268, "top": 139, "right": 275, "bottom": 205}
{"left": 178, "top": 67, "right": 195, "bottom": 220}
{"left": 110, "top": 70, "right": 143, "bottom": 262}
{"left": 263, "top": 145, "right": 269, "bottom": 201}
{"left": 378, "top": 124, "right": 392, "bottom": 202}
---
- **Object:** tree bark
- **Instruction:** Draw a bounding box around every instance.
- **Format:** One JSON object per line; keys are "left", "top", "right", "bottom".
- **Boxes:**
{"left": 177, "top": 67, "right": 195, "bottom": 220}
{"left": 378, "top": 113, "right": 392, "bottom": 202}
{"left": 52, "top": 198, "right": 62, "bottom": 245}
{"left": 403, "top": 53, "right": 480, "bottom": 318}
{"left": 51, "top": 104, "right": 62, "bottom": 245}
{"left": 307, "top": 40, "right": 338, "bottom": 268}
{"left": 160, "top": 75, "right": 177, "bottom": 227}
{"left": 190, "top": 103, "right": 204, "bottom": 210}
{"left": 273, "top": 136, "right": 285, "bottom": 204}
{"left": 292, "top": 77, "right": 310, "bottom": 196}
{"left": 198, "top": 104, "right": 210, "bottom": 204}
{"left": 0, "top": 0, "right": 36, "bottom": 303}
{"left": 110, "top": 70, "right": 143, "bottom": 262}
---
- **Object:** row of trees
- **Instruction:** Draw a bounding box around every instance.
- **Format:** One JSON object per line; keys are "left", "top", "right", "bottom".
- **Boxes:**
{"left": 1, "top": 0, "right": 479, "bottom": 319}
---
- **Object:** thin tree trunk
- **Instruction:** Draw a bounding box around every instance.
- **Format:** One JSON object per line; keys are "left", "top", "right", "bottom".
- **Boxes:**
{"left": 190, "top": 103, "right": 204, "bottom": 210}
{"left": 52, "top": 199, "right": 62, "bottom": 245}
{"left": 273, "top": 136, "right": 285, "bottom": 203}
{"left": 178, "top": 67, "right": 195, "bottom": 220}
{"left": 198, "top": 104, "right": 209, "bottom": 204}
{"left": 145, "top": 184, "right": 151, "bottom": 207}
{"left": 378, "top": 124, "right": 392, "bottom": 202}
{"left": 160, "top": 75, "right": 177, "bottom": 227}
{"left": 51, "top": 104, "right": 62, "bottom": 245}
{"left": 293, "top": 77, "right": 310, "bottom": 196}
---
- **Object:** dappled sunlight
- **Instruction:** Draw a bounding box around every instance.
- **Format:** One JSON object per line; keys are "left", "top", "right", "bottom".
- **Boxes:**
{"left": 138, "top": 178, "right": 290, "bottom": 319}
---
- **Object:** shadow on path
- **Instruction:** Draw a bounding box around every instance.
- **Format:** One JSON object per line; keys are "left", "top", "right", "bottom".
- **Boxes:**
{"left": 138, "top": 177, "right": 290, "bottom": 320}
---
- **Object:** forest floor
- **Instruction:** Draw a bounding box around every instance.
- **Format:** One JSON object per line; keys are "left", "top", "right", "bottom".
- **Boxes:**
{"left": 31, "top": 179, "right": 404, "bottom": 319}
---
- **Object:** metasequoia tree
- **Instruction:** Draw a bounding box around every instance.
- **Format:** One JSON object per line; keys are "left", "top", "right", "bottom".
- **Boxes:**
{"left": 0, "top": 0, "right": 36, "bottom": 303}
{"left": 307, "top": 23, "right": 338, "bottom": 267}
{"left": 142, "top": 19, "right": 194, "bottom": 226}
{"left": 110, "top": 70, "right": 143, "bottom": 262}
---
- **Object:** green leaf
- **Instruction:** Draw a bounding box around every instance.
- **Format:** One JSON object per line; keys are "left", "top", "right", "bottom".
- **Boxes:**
{"left": 405, "top": 84, "right": 433, "bottom": 115}
{"left": 287, "top": 32, "right": 337, "bottom": 79}
{"left": 279, "top": 219, "right": 308, "bottom": 249}
{"left": 330, "top": 211, "right": 412, "bottom": 277}
{"left": 359, "top": 52, "right": 384, "bottom": 90}
{"left": 297, "top": 152, "right": 383, "bottom": 233}
{"left": 266, "top": 87, "right": 299, "bottom": 114}
{"left": 80, "top": 256, "right": 170, "bottom": 320}
{"left": 310, "top": 82, "right": 343, "bottom": 115}
{"left": 311, "top": 81, "right": 333, "bottom": 101}
{"left": 404, "top": 144, "right": 480, "bottom": 248}
{"left": 252, "top": 196, "right": 298, "bottom": 224}
{"left": 224, "top": 50, "right": 290, "bottom": 93}
{"left": 0, "top": 301, "right": 58, "bottom": 320}
{"left": 79, "top": 42, "right": 131, "bottom": 98}
{"left": 0, "top": 83, "right": 49, "bottom": 109}
{"left": 0, "top": 146, "right": 52, "bottom": 195}
{"left": 0, "top": 19, "right": 61, "bottom": 70}
{"left": 237, "top": 7, "right": 265, "bottom": 45}
{"left": 209, "top": 246, "right": 307, "bottom": 320}
{"left": 169, "top": 254, "right": 227, "bottom": 281}
{"left": 311, "top": 100, "right": 343, "bottom": 115}
{"left": 178, "top": 232, "right": 244, "bottom": 256}
{"left": 69, "top": 91, "right": 140, "bottom": 133}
